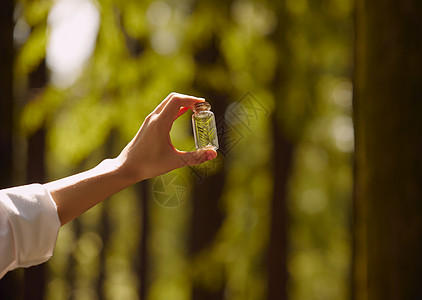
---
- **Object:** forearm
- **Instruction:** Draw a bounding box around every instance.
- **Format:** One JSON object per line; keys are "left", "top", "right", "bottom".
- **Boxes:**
{"left": 44, "top": 158, "right": 134, "bottom": 225}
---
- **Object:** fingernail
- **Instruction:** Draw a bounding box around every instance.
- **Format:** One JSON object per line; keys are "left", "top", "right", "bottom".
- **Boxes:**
{"left": 207, "top": 150, "right": 217, "bottom": 160}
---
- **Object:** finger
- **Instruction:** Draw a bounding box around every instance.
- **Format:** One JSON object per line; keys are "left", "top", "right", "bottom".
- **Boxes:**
{"left": 160, "top": 93, "right": 205, "bottom": 121}
{"left": 177, "top": 149, "right": 217, "bottom": 167}
{"left": 154, "top": 92, "right": 204, "bottom": 115}
{"left": 174, "top": 107, "right": 190, "bottom": 121}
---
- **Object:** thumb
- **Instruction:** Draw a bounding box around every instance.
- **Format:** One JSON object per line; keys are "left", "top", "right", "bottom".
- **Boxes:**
{"left": 178, "top": 149, "right": 217, "bottom": 167}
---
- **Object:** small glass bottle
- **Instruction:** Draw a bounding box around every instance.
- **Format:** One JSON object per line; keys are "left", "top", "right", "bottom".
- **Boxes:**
{"left": 192, "top": 101, "right": 219, "bottom": 150}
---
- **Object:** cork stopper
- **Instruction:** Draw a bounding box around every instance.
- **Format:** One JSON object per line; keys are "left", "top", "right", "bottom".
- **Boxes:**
{"left": 193, "top": 101, "right": 211, "bottom": 113}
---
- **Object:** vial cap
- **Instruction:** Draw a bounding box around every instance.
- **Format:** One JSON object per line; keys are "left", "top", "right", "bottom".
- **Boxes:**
{"left": 193, "top": 101, "right": 211, "bottom": 112}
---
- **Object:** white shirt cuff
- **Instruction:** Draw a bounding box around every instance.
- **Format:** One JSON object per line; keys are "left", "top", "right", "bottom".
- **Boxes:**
{"left": 0, "top": 184, "right": 61, "bottom": 277}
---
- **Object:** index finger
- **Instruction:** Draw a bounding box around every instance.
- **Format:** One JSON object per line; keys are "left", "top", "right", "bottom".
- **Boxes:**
{"left": 160, "top": 93, "right": 205, "bottom": 121}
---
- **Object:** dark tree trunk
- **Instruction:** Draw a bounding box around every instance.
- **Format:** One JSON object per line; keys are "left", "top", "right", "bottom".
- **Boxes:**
{"left": 353, "top": 0, "right": 422, "bottom": 299}
{"left": 23, "top": 59, "right": 48, "bottom": 300}
{"left": 97, "top": 189, "right": 111, "bottom": 300}
{"left": 136, "top": 179, "right": 150, "bottom": 300}
{"left": 190, "top": 73, "right": 228, "bottom": 300}
{"left": 23, "top": 128, "right": 47, "bottom": 300}
{"left": 267, "top": 2, "right": 292, "bottom": 299}
{"left": 95, "top": 131, "right": 117, "bottom": 300}
{"left": 67, "top": 219, "right": 81, "bottom": 300}
{"left": 190, "top": 168, "right": 226, "bottom": 300}
{"left": 0, "top": 0, "right": 14, "bottom": 189}
{"left": 0, "top": 0, "right": 22, "bottom": 298}
{"left": 190, "top": 30, "right": 228, "bottom": 300}
{"left": 267, "top": 117, "right": 293, "bottom": 300}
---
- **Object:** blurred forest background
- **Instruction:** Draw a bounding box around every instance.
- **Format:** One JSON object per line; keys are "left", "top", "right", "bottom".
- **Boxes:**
{"left": 0, "top": 0, "right": 420, "bottom": 299}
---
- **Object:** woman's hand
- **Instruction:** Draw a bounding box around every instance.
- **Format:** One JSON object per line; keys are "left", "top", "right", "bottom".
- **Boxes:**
{"left": 116, "top": 92, "right": 217, "bottom": 183}
{"left": 46, "top": 93, "right": 217, "bottom": 225}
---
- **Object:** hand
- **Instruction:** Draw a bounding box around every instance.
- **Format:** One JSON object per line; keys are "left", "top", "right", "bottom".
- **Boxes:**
{"left": 117, "top": 92, "right": 217, "bottom": 183}
{"left": 46, "top": 92, "right": 217, "bottom": 225}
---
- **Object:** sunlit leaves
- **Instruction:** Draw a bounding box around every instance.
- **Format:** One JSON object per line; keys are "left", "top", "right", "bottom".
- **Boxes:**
{"left": 48, "top": 95, "right": 115, "bottom": 167}
{"left": 15, "top": 23, "right": 47, "bottom": 76}
{"left": 20, "top": 87, "right": 62, "bottom": 135}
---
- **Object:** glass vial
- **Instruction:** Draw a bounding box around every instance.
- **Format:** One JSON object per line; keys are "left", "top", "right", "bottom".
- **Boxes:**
{"left": 192, "top": 101, "right": 219, "bottom": 150}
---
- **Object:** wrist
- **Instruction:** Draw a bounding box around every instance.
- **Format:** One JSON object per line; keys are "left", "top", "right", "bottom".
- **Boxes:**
{"left": 111, "top": 155, "right": 145, "bottom": 186}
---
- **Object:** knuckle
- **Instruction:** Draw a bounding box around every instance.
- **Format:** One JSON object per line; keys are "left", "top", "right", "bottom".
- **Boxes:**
{"left": 168, "top": 92, "right": 179, "bottom": 98}
{"left": 170, "top": 96, "right": 184, "bottom": 107}
{"left": 144, "top": 112, "right": 159, "bottom": 125}
{"left": 144, "top": 113, "right": 154, "bottom": 122}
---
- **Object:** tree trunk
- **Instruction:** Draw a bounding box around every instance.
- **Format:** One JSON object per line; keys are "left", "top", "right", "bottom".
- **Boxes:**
{"left": 190, "top": 32, "right": 228, "bottom": 300}
{"left": 189, "top": 89, "right": 227, "bottom": 300}
{"left": 267, "top": 2, "right": 292, "bottom": 299}
{"left": 0, "top": 0, "right": 14, "bottom": 189}
{"left": 190, "top": 168, "right": 226, "bottom": 300}
{"left": 136, "top": 179, "right": 150, "bottom": 300}
{"left": 267, "top": 117, "right": 293, "bottom": 300}
{"left": 95, "top": 130, "right": 117, "bottom": 300}
{"left": 23, "top": 128, "right": 47, "bottom": 300}
{"left": 0, "top": 0, "right": 22, "bottom": 299}
{"left": 23, "top": 59, "right": 48, "bottom": 300}
{"left": 353, "top": 0, "right": 422, "bottom": 299}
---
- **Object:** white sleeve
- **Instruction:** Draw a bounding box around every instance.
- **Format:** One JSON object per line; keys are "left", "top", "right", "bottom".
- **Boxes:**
{"left": 0, "top": 184, "right": 61, "bottom": 279}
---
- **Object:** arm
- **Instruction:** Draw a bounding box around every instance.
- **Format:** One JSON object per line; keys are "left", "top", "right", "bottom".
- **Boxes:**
{"left": 45, "top": 93, "right": 217, "bottom": 225}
